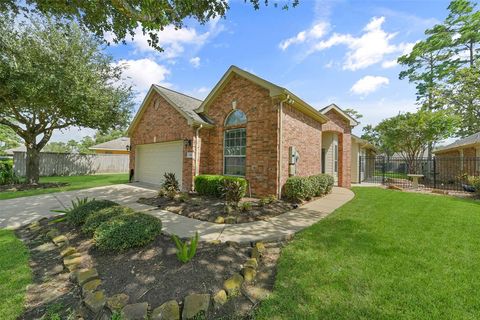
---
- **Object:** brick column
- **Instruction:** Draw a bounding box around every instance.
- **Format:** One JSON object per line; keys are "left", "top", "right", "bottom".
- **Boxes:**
{"left": 338, "top": 133, "right": 351, "bottom": 188}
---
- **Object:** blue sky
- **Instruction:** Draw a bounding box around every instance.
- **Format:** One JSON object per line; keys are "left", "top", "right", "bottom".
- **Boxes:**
{"left": 53, "top": 0, "right": 452, "bottom": 142}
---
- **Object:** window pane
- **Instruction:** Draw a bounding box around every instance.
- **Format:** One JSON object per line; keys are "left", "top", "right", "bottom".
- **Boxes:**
{"left": 225, "top": 110, "right": 247, "bottom": 126}
{"left": 225, "top": 157, "right": 246, "bottom": 176}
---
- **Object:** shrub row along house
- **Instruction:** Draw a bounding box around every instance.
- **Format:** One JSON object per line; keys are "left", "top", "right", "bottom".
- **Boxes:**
{"left": 128, "top": 66, "right": 375, "bottom": 197}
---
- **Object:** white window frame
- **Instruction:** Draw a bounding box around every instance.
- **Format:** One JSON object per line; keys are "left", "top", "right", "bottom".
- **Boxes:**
{"left": 223, "top": 128, "right": 246, "bottom": 177}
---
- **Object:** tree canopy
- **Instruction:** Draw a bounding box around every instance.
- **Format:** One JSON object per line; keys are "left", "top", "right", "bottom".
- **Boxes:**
{"left": 398, "top": 0, "right": 480, "bottom": 137}
{"left": 0, "top": 0, "right": 299, "bottom": 52}
{"left": 368, "top": 110, "right": 459, "bottom": 172}
{"left": 0, "top": 124, "right": 20, "bottom": 154}
{"left": 0, "top": 15, "right": 133, "bottom": 182}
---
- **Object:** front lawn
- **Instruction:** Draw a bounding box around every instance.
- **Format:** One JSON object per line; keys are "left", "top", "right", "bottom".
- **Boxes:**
{"left": 0, "top": 229, "right": 31, "bottom": 320}
{"left": 0, "top": 173, "right": 129, "bottom": 200}
{"left": 256, "top": 187, "right": 480, "bottom": 319}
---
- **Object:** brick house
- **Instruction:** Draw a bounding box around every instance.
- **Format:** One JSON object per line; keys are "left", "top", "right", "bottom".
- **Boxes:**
{"left": 433, "top": 132, "right": 480, "bottom": 180}
{"left": 128, "top": 66, "right": 360, "bottom": 197}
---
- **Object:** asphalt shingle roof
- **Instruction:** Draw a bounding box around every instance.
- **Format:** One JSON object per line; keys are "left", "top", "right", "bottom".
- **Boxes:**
{"left": 90, "top": 137, "right": 130, "bottom": 151}
{"left": 436, "top": 132, "right": 480, "bottom": 152}
{"left": 154, "top": 85, "right": 213, "bottom": 125}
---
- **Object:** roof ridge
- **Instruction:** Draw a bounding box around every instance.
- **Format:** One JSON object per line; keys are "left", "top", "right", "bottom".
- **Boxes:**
{"left": 154, "top": 84, "right": 204, "bottom": 103}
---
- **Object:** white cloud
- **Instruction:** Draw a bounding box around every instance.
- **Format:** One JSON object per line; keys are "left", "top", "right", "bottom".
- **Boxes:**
{"left": 127, "top": 20, "right": 224, "bottom": 60}
{"left": 279, "top": 22, "right": 329, "bottom": 50}
{"left": 115, "top": 58, "right": 171, "bottom": 94}
{"left": 189, "top": 57, "right": 201, "bottom": 68}
{"left": 299, "top": 16, "right": 415, "bottom": 71}
{"left": 381, "top": 59, "right": 398, "bottom": 68}
{"left": 350, "top": 75, "right": 389, "bottom": 95}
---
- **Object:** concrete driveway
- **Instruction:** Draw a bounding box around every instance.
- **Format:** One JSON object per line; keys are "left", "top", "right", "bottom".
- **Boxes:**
{"left": 0, "top": 183, "right": 158, "bottom": 229}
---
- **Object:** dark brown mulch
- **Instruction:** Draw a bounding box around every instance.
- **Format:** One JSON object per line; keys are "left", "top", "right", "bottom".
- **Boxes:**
{"left": 0, "top": 182, "right": 68, "bottom": 192}
{"left": 138, "top": 195, "right": 296, "bottom": 224}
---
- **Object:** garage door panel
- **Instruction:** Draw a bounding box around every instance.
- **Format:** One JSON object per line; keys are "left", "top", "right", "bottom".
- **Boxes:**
{"left": 135, "top": 141, "right": 183, "bottom": 188}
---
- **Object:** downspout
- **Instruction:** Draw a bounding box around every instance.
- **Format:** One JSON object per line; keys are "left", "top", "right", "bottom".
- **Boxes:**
{"left": 277, "top": 95, "right": 290, "bottom": 199}
{"left": 194, "top": 124, "right": 203, "bottom": 189}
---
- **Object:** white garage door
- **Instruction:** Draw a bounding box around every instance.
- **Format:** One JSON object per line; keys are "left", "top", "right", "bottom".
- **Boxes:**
{"left": 135, "top": 141, "right": 183, "bottom": 188}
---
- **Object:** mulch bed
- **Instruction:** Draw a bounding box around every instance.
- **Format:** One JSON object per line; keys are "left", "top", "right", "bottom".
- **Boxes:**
{"left": 16, "top": 215, "right": 282, "bottom": 319}
{"left": 138, "top": 194, "right": 296, "bottom": 223}
{"left": 0, "top": 182, "right": 68, "bottom": 192}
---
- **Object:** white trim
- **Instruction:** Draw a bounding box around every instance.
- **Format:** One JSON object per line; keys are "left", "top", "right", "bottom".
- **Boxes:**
{"left": 320, "top": 104, "right": 359, "bottom": 127}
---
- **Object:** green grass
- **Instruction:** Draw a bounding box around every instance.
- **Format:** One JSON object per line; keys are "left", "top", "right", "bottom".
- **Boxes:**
{"left": 0, "top": 230, "right": 31, "bottom": 320}
{"left": 0, "top": 174, "right": 129, "bottom": 200}
{"left": 256, "top": 187, "right": 480, "bottom": 320}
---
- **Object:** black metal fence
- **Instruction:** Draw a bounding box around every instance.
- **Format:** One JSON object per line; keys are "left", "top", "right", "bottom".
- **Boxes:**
{"left": 358, "top": 156, "right": 480, "bottom": 191}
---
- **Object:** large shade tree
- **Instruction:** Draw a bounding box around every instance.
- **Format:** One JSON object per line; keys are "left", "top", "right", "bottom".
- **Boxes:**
{"left": 0, "top": 0, "right": 299, "bottom": 52}
{"left": 0, "top": 124, "right": 21, "bottom": 154}
{"left": 0, "top": 16, "right": 133, "bottom": 183}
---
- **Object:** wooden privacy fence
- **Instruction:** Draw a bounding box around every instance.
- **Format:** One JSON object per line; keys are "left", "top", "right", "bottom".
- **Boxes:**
{"left": 13, "top": 152, "right": 129, "bottom": 176}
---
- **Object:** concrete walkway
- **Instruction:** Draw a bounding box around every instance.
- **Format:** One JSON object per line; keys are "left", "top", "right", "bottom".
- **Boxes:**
{"left": 0, "top": 184, "right": 354, "bottom": 243}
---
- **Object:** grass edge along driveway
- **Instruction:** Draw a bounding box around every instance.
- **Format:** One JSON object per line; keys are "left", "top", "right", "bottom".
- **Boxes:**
{"left": 0, "top": 229, "right": 31, "bottom": 320}
{"left": 256, "top": 187, "right": 480, "bottom": 320}
{"left": 0, "top": 173, "right": 129, "bottom": 200}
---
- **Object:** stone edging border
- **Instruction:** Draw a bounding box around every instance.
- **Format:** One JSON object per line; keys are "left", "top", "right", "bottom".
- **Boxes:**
{"left": 42, "top": 225, "right": 268, "bottom": 320}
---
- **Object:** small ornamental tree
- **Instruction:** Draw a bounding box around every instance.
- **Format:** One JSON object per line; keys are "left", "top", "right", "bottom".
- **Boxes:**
{"left": 0, "top": 15, "right": 133, "bottom": 183}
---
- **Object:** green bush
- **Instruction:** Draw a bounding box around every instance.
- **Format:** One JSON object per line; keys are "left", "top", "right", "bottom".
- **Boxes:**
{"left": 0, "top": 159, "right": 19, "bottom": 185}
{"left": 94, "top": 212, "right": 162, "bottom": 251}
{"left": 284, "top": 174, "right": 334, "bottom": 202}
{"left": 194, "top": 175, "right": 248, "bottom": 198}
{"left": 172, "top": 232, "right": 199, "bottom": 263}
{"left": 82, "top": 206, "right": 134, "bottom": 235}
{"left": 67, "top": 199, "right": 118, "bottom": 226}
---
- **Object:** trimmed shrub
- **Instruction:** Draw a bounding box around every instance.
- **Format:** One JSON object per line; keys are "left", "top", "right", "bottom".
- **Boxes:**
{"left": 309, "top": 174, "right": 335, "bottom": 196}
{"left": 468, "top": 176, "right": 480, "bottom": 195}
{"left": 195, "top": 175, "right": 248, "bottom": 198}
{"left": 284, "top": 176, "right": 315, "bottom": 202}
{"left": 284, "top": 174, "right": 334, "bottom": 202}
{"left": 67, "top": 199, "right": 118, "bottom": 226}
{"left": 94, "top": 212, "right": 162, "bottom": 251}
{"left": 82, "top": 206, "right": 134, "bottom": 235}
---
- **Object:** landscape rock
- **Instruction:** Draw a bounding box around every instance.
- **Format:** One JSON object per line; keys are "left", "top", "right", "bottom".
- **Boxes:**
{"left": 207, "top": 240, "right": 222, "bottom": 245}
{"left": 45, "top": 265, "right": 64, "bottom": 277}
{"left": 223, "top": 273, "right": 244, "bottom": 297}
{"left": 226, "top": 241, "right": 239, "bottom": 248}
{"left": 243, "top": 286, "right": 271, "bottom": 302}
{"left": 76, "top": 268, "right": 99, "bottom": 286}
{"left": 46, "top": 228, "right": 60, "bottom": 239}
{"left": 214, "top": 216, "right": 225, "bottom": 224}
{"left": 387, "top": 185, "right": 403, "bottom": 191}
{"left": 121, "top": 302, "right": 149, "bottom": 320}
{"left": 60, "top": 246, "right": 77, "bottom": 257}
{"left": 251, "top": 247, "right": 260, "bottom": 259}
{"left": 107, "top": 293, "right": 130, "bottom": 311}
{"left": 52, "top": 235, "right": 69, "bottom": 246}
{"left": 82, "top": 279, "right": 102, "bottom": 294}
{"left": 213, "top": 290, "right": 227, "bottom": 307}
{"left": 182, "top": 294, "right": 210, "bottom": 320}
{"left": 224, "top": 216, "right": 236, "bottom": 224}
{"left": 151, "top": 300, "right": 179, "bottom": 320}
{"left": 83, "top": 290, "right": 106, "bottom": 314}
{"left": 244, "top": 258, "right": 258, "bottom": 269}
{"left": 255, "top": 242, "right": 266, "bottom": 253}
{"left": 242, "top": 267, "right": 256, "bottom": 283}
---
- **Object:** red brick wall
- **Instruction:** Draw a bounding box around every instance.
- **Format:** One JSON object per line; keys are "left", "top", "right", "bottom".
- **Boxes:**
{"left": 129, "top": 92, "right": 195, "bottom": 190}
{"left": 280, "top": 104, "right": 322, "bottom": 191}
{"left": 322, "top": 109, "right": 352, "bottom": 187}
{"left": 199, "top": 74, "right": 279, "bottom": 196}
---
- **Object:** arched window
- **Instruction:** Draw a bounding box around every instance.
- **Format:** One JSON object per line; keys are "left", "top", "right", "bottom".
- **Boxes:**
{"left": 224, "top": 110, "right": 247, "bottom": 176}
{"left": 225, "top": 109, "right": 247, "bottom": 126}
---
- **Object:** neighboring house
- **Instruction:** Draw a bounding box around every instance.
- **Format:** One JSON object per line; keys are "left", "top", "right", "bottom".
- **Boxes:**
{"left": 89, "top": 137, "right": 130, "bottom": 154}
{"left": 434, "top": 132, "right": 480, "bottom": 180}
{"left": 128, "top": 66, "right": 361, "bottom": 197}
{"left": 350, "top": 135, "right": 376, "bottom": 183}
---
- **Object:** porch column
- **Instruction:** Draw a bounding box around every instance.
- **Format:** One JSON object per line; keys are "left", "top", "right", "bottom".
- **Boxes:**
{"left": 338, "top": 132, "right": 351, "bottom": 188}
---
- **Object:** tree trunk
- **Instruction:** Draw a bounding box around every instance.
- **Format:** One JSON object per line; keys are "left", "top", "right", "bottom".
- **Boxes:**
{"left": 26, "top": 146, "right": 40, "bottom": 184}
